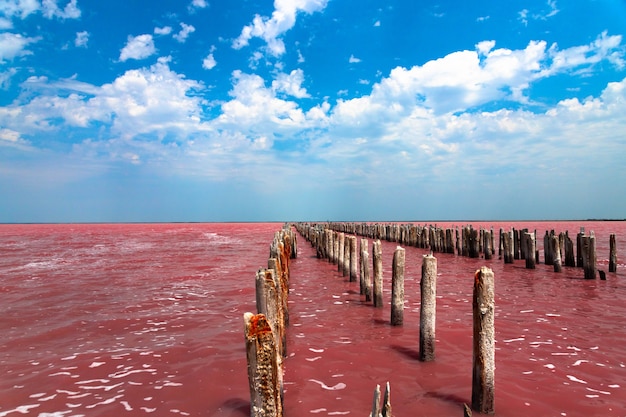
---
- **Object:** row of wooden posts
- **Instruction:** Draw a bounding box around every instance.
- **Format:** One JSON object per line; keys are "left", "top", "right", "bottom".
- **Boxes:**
{"left": 312, "top": 222, "right": 618, "bottom": 278}
{"left": 243, "top": 225, "right": 296, "bottom": 417}
{"left": 294, "top": 222, "right": 496, "bottom": 415}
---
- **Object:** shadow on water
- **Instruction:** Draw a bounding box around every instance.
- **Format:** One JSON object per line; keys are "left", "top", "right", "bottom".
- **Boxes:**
{"left": 390, "top": 344, "right": 421, "bottom": 361}
{"left": 216, "top": 398, "right": 249, "bottom": 416}
{"left": 425, "top": 391, "right": 468, "bottom": 408}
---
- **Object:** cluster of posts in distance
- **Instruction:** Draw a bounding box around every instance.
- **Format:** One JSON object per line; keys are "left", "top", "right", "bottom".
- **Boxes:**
{"left": 294, "top": 221, "right": 619, "bottom": 416}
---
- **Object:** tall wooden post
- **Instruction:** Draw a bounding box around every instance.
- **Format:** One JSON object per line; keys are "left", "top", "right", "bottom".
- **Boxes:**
{"left": 244, "top": 312, "right": 283, "bottom": 417}
{"left": 360, "top": 238, "right": 368, "bottom": 295}
{"left": 420, "top": 254, "right": 437, "bottom": 361}
{"left": 525, "top": 232, "right": 536, "bottom": 269}
{"left": 343, "top": 235, "right": 350, "bottom": 277}
{"left": 502, "top": 230, "right": 513, "bottom": 264}
{"left": 373, "top": 240, "right": 383, "bottom": 308}
{"left": 582, "top": 232, "right": 597, "bottom": 279}
{"left": 609, "top": 234, "right": 617, "bottom": 273}
{"left": 338, "top": 232, "right": 345, "bottom": 272}
{"left": 391, "top": 247, "right": 405, "bottom": 326}
{"left": 551, "top": 234, "right": 562, "bottom": 273}
{"left": 472, "top": 267, "right": 495, "bottom": 415}
{"left": 350, "top": 236, "right": 358, "bottom": 282}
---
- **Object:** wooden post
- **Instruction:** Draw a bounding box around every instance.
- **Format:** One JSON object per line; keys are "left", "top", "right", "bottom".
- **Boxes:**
{"left": 360, "top": 238, "right": 368, "bottom": 295}
{"left": 582, "top": 232, "right": 597, "bottom": 279}
{"left": 343, "top": 234, "right": 350, "bottom": 277}
{"left": 483, "top": 229, "right": 492, "bottom": 260}
{"left": 502, "top": 230, "right": 513, "bottom": 264}
{"left": 609, "top": 234, "right": 617, "bottom": 273}
{"left": 350, "top": 236, "right": 358, "bottom": 282}
{"left": 472, "top": 267, "right": 495, "bottom": 415}
{"left": 577, "top": 229, "right": 584, "bottom": 268}
{"left": 370, "top": 382, "right": 391, "bottom": 417}
{"left": 551, "top": 234, "right": 562, "bottom": 272}
{"left": 363, "top": 249, "right": 372, "bottom": 302}
{"left": 420, "top": 254, "right": 437, "bottom": 361}
{"left": 525, "top": 232, "right": 536, "bottom": 269}
{"left": 338, "top": 232, "right": 345, "bottom": 272}
{"left": 244, "top": 312, "right": 283, "bottom": 417}
{"left": 391, "top": 246, "right": 405, "bottom": 326}
{"left": 373, "top": 240, "right": 383, "bottom": 308}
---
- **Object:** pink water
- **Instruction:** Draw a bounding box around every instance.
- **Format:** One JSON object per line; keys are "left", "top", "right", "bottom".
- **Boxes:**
{"left": 1, "top": 222, "right": 625, "bottom": 417}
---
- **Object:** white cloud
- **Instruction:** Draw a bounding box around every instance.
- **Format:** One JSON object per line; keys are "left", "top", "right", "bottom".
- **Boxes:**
{"left": 0, "top": 127, "right": 22, "bottom": 142}
{"left": 348, "top": 54, "right": 361, "bottom": 63}
{"left": 0, "top": 16, "right": 12, "bottom": 29}
{"left": 154, "top": 26, "right": 172, "bottom": 35}
{"left": 0, "top": 32, "right": 40, "bottom": 63}
{"left": 119, "top": 34, "right": 156, "bottom": 62}
{"left": 476, "top": 15, "right": 489, "bottom": 22}
{"left": 272, "top": 69, "right": 310, "bottom": 98}
{"left": 519, "top": 0, "right": 559, "bottom": 25}
{"left": 188, "top": 0, "right": 208, "bottom": 12}
{"left": 202, "top": 53, "right": 216, "bottom": 70}
{"left": 233, "top": 0, "right": 328, "bottom": 56}
{"left": 74, "top": 30, "right": 88, "bottom": 48}
{"left": 373, "top": 20, "right": 380, "bottom": 27}
{"left": 41, "top": 0, "right": 80, "bottom": 19}
{"left": 0, "top": 0, "right": 40, "bottom": 19}
{"left": 173, "top": 22, "right": 195, "bottom": 43}
{"left": 0, "top": 67, "right": 17, "bottom": 88}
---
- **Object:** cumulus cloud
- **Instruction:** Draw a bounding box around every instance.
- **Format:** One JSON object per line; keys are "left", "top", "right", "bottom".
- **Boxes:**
{"left": 0, "top": 32, "right": 40, "bottom": 63}
{"left": 188, "top": 0, "right": 208, "bottom": 12}
{"left": 74, "top": 30, "right": 89, "bottom": 48}
{"left": 154, "top": 26, "right": 172, "bottom": 35}
{"left": 348, "top": 54, "right": 361, "bottom": 63}
{"left": 173, "top": 22, "right": 195, "bottom": 43}
{"left": 0, "top": 0, "right": 41, "bottom": 19}
{"left": 202, "top": 53, "right": 216, "bottom": 70}
{"left": 41, "top": 0, "right": 80, "bottom": 19}
{"left": 119, "top": 34, "right": 156, "bottom": 62}
{"left": 233, "top": 0, "right": 328, "bottom": 56}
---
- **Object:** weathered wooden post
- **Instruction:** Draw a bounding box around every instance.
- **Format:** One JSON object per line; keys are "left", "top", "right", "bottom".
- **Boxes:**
{"left": 244, "top": 312, "right": 283, "bottom": 417}
{"left": 360, "top": 238, "right": 368, "bottom": 295}
{"left": 343, "top": 234, "right": 350, "bottom": 277}
{"left": 502, "top": 230, "right": 514, "bottom": 264}
{"left": 363, "top": 248, "right": 372, "bottom": 302}
{"left": 564, "top": 232, "right": 576, "bottom": 267}
{"left": 544, "top": 231, "right": 553, "bottom": 266}
{"left": 609, "top": 234, "right": 617, "bottom": 273}
{"left": 338, "top": 232, "right": 345, "bottom": 272}
{"left": 420, "top": 254, "right": 437, "bottom": 361}
{"left": 513, "top": 228, "right": 520, "bottom": 260}
{"left": 349, "top": 236, "right": 358, "bottom": 282}
{"left": 373, "top": 240, "right": 383, "bottom": 308}
{"left": 582, "top": 232, "right": 597, "bottom": 279}
{"left": 483, "top": 229, "right": 492, "bottom": 260}
{"left": 551, "top": 234, "right": 562, "bottom": 272}
{"left": 577, "top": 228, "right": 584, "bottom": 267}
{"left": 370, "top": 382, "right": 391, "bottom": 417}
{"left": 391, "top": 246, "right": 405, "bottom": 326}
{"left": 525, "top": 232, "right": 536, "bottom": 269}
{"left": 472, "top": 266, "right": 495, "bottom": 415}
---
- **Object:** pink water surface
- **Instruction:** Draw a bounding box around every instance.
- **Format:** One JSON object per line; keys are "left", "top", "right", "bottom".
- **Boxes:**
{"left": 1, "top": 221, "right": 625, "bottom": 417}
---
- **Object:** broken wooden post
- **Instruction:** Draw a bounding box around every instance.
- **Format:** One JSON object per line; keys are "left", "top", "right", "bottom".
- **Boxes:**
{"left": 551, "top": 234, "right": 562, "bottom": 272}
{"left": 609, "top": 233, "right": 617, "bottom": 273}
{"left": 391, "top": 246, "right": 405, "bottom": 326}
{"left": 363, "top": 247, "right": 372, "bottom": 302}
{"left": 370, "top": 382, "right": 391, "bottom": 417}
{"left": 483, "top": 228, "right": 492, "bottom": 260}
{"left": 524, "top": 232, "right": 536, "bottom": 269}
{"left": 472, "top": 266, "right": 495, "bottom": 415}
{"left": 343, "top": 234, "right": 350, "bottom": 277}
{"left": 420, "top": 253, "right": 437, "bottom": 362}
{"left": 373, "top": 240, "right": 383, "bottom": 308}
{"left": 244, "top": 312, "right": 283, "bottom": 417}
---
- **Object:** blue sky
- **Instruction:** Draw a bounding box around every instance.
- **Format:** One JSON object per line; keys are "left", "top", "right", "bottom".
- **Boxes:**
{"left": 1, "top": 0, "right": 625, "bottom": 222}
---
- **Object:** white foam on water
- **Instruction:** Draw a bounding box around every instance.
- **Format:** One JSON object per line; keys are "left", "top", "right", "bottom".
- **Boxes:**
{"left": 520, "top": 310, "right": 534, "bottom": 313}
{"left": 89, "top": 362, "right": 105, "bottom": 368}
{"left": 0, "top": 405, "right": 40, "bottom": 417}
{"left": 566, "top": 375, "right": 587, "bottom": 384}
{"left": 308, "top": 379, "right": 346, "bottom": 391}
{"left": 37, "top": 394, "right": 57, "bottom": 402}
{"left": 546, "top": 313, "right": 561, "bottom": 317}
{"left": 66, "top": 403, "right": 82, "bottom": 408}
{"left": 109, "top": 368, "right": 156, "bottom": 379}
{"left": 67, "top": 393, "right": 91, "bottom": 400}
{"left": 85, "top": 394, "right": 123, "bottom": 409}
{"left": 503, "top": 337, "right": 525, "bottom": 343}
{"left": 522, "top": 371, "right": 533, "bottom": 375}
{"left": 608, "top": 384, "right": 620, "bottom": 388}
{"left": 140, "top": 407, "right": 156, "bottom": 413}
{"left": 333, "top": 301, "right": 343, "bottom": 305}
{"left": 49, "top": 372, "right": 73, "bottom": 377}
{"left": 572, "top": 360, "right": 589, "bottom": 366}
{"left": 306, "top": 356, "right": 322, "bottom": 362}
{"left": 309, "top": 348, "right": 325, "bottom": 353}
{"left": 544, "top": 364, "right": 556, "bottom": 369}
{"left": 56, "top": 390, "right": 79, "bottom": 396}
{"left": 37, "top": 412, "right": 72, "bottom": 417}
{"left": 585, "top": 395, "right": 599, "bottom": 398}
{"left": 120, "top": 401, "right": 133, "bottom": 411}
{"left": 61, "top": 355, "right": 77, "bottom": 361}
{"left": 310, "top": 408, "right": 327, "bottom": 414}
{"left": 586, "top": 387, "right": 611, "bottom": 395}
{"left": 77, "top": 382, "right": 124, "bottom": 392}
{"left": 30, "top": 393, "right": 47, "bottom": 398}
{"left": 328, "top": 412, "right": 350, "bottom": 415}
